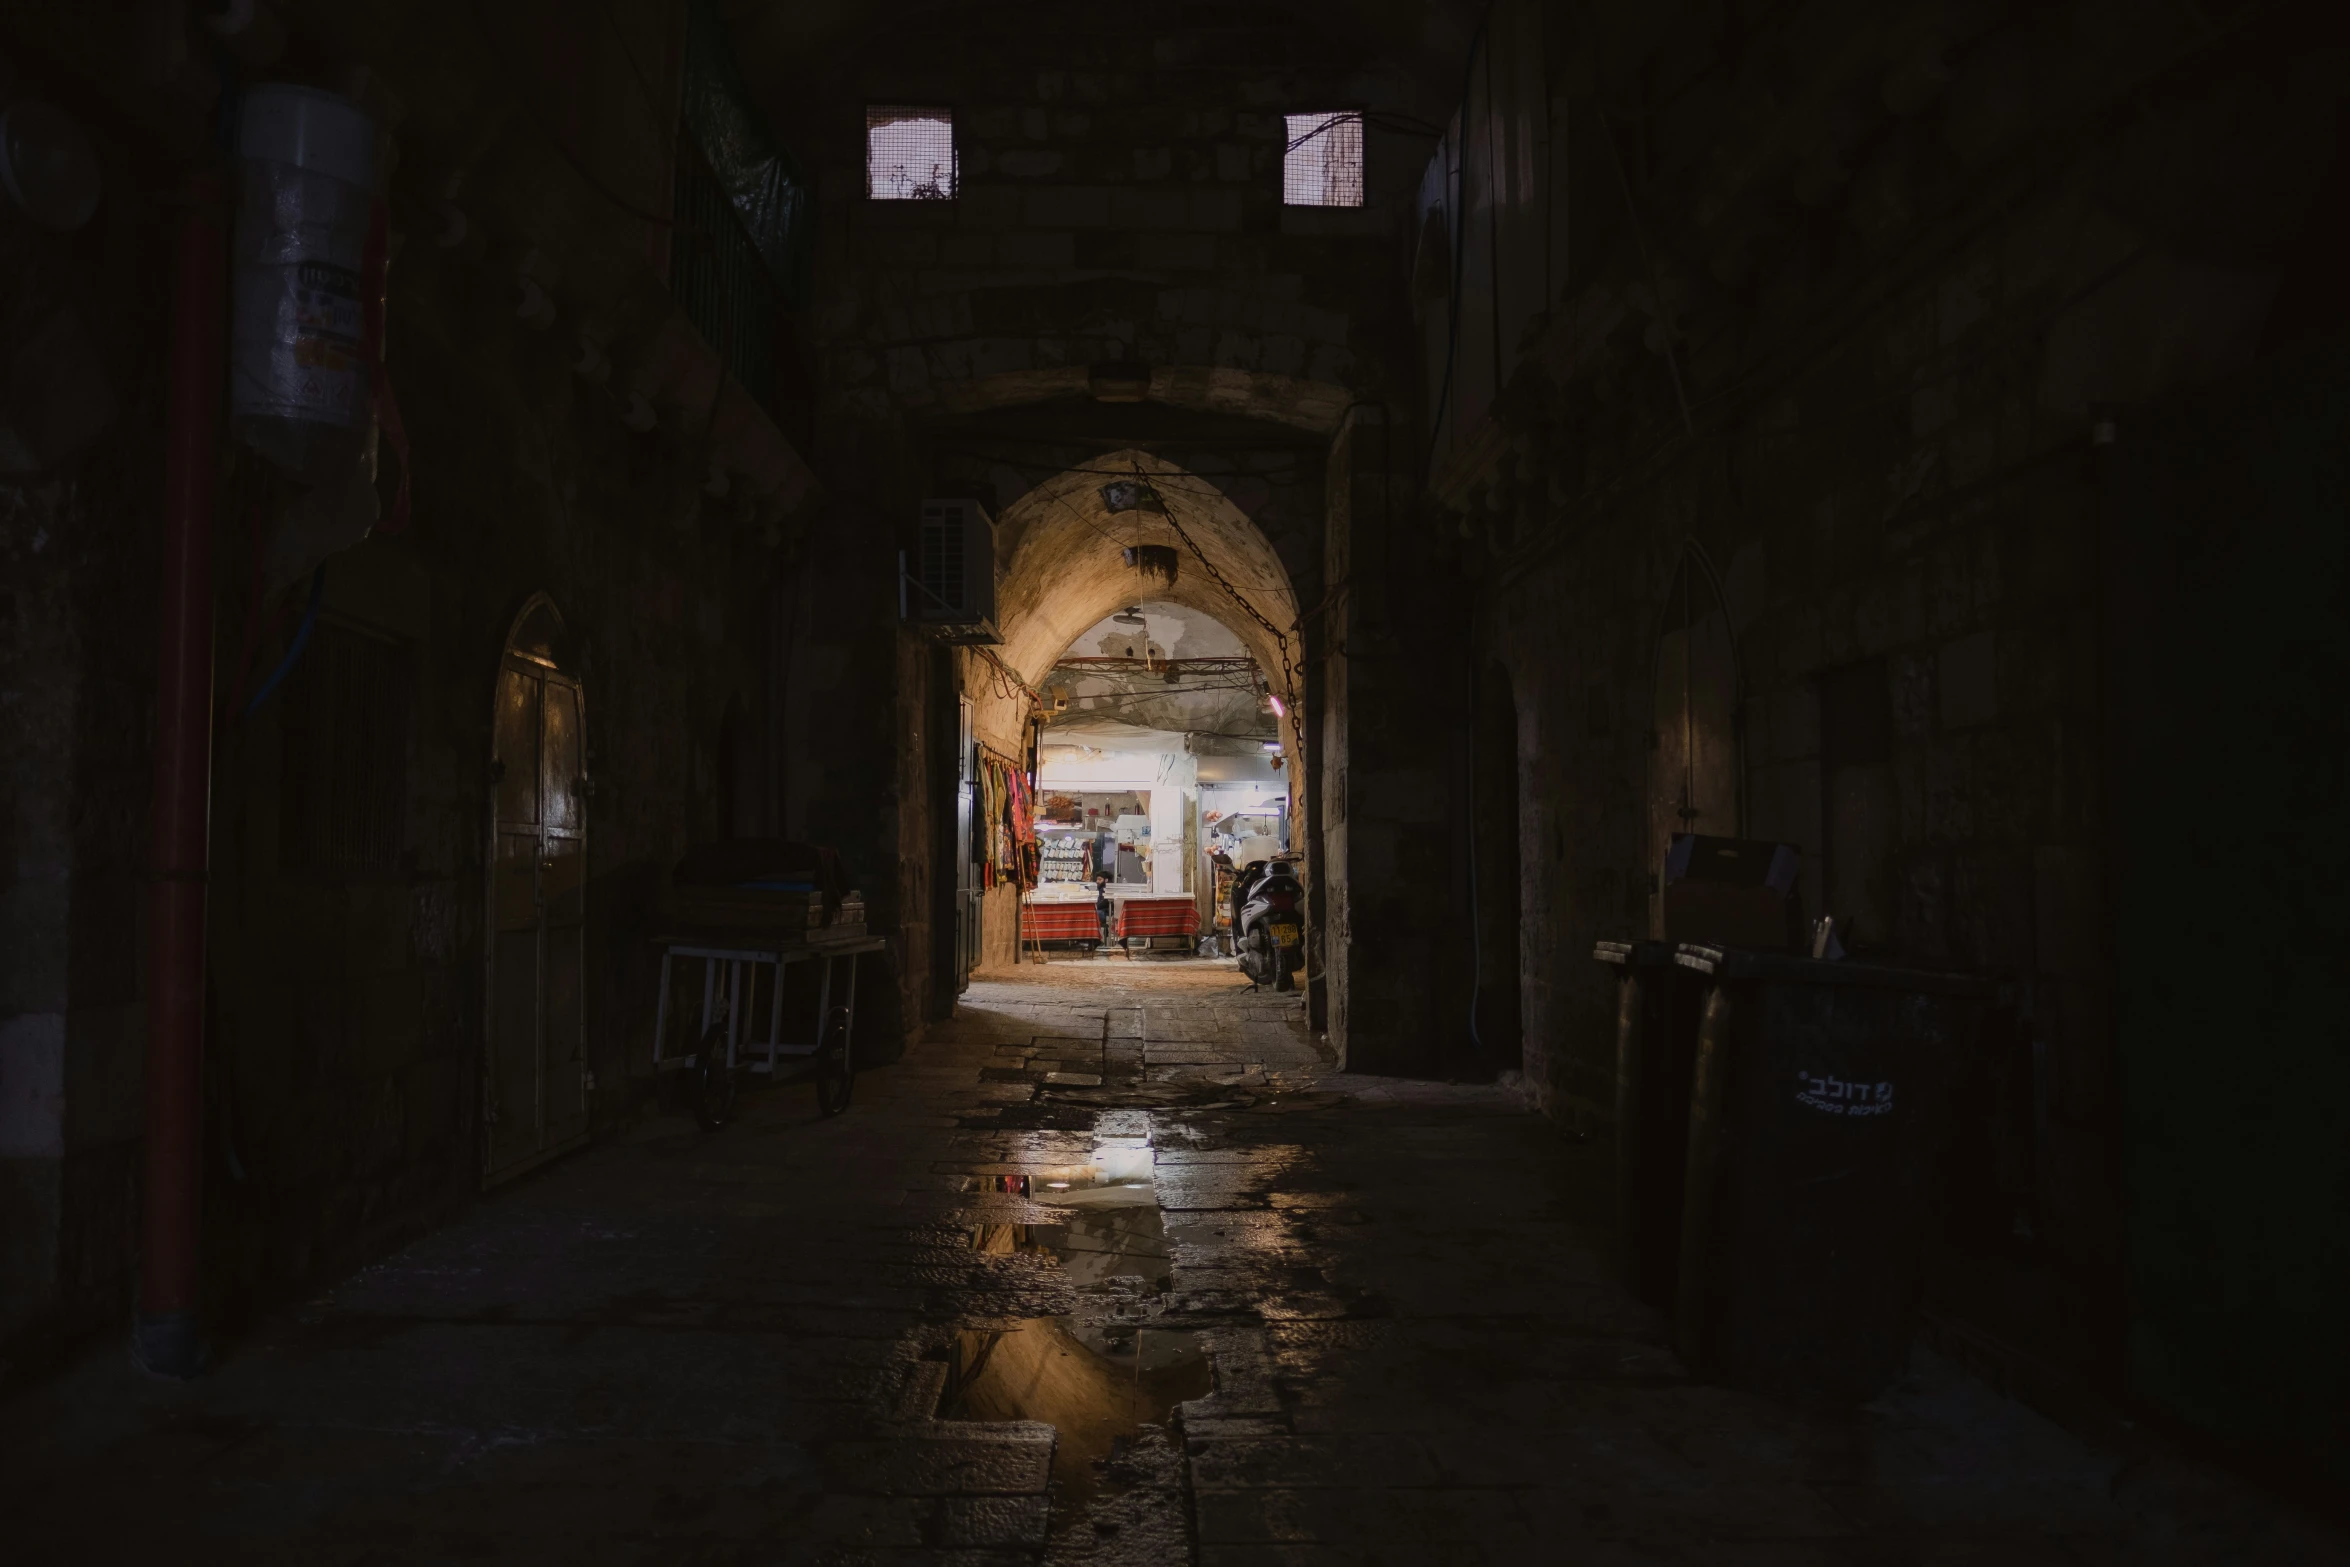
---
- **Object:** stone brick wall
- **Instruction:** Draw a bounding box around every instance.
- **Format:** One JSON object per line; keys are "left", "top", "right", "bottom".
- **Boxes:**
{"left": 0, "top": 111, "right": 167, "bottom": 1368}
{"left": 1416, "top": 0, "right": 2338, "bottom": 1372}
{"left": 759, "top": 2, "right": 1442, "bottom": 1050}
{"left": 2, "top": 3, "right": 799, "bottom": 1359}
{"left": 1321, "top": 409, "right": 1477, "bottom": 1074}
{"left": 775, "top": 0, "right": 1411, "bottom": 425}
{"left": 194, "top": 198, "right": 778, "bottom": 1327}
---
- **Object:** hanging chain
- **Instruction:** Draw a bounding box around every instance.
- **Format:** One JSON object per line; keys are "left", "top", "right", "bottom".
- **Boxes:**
{"left": 1140, "top": 463, "right": 1306, "bottom": 767}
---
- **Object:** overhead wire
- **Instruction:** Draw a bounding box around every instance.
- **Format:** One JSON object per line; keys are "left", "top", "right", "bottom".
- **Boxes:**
{"left": 1421, "top": 0, "right": 1501, "bottom": 483}
{"left": 972, "top": 644, "right": 1046, "bottom": 709}
{"left": 1138, "top": 458, "right": 1306, "bottom": 769}
{"left": 463, "top": 5, "right": 688, "bottom": 232}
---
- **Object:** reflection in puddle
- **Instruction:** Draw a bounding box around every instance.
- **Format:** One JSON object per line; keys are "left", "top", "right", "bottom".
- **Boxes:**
{"left": 939, "top": 1317, "right": 1211, "bottom": 1502}
{"left": 948, "top": 1145, "right": 1209, "bottom": 1505}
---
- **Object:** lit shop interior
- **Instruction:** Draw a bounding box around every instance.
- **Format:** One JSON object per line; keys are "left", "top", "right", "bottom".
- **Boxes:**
{"left": 1016, "top": 600, "right": 1289, "bottom": 953}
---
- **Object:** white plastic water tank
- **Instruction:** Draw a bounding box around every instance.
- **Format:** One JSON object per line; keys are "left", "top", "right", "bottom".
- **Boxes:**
{"left": 230, "top": 85, "right": 377, "bottom": 484}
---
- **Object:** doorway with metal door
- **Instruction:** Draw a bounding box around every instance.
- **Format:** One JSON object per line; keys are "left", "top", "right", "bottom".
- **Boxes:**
{"left": 485, "top": 594, "right": 591, "bottom": 1185}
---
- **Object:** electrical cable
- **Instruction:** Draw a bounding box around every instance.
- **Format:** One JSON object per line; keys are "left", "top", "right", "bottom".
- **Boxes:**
{"left": 974, "top": 644, "right": 1046, "bottom": 708}
{"left": 243, "top": 565, "right": 326, "bottom": 717}
{"left": 1140, "top": 460, "right": 1306, "bottom": 766}
{"left": 1595, "top": 105, "right": 1694, "bottom": 440}
{"left": 1463, "top": 601, "right": 1485, "bottom": 1065}
{"left": 595, "top": 0, "right": 682, "bottom": 165}
{"left": 1284, "top": 110, "right": 1448, "bottom": 153}
{"left": 462, "top": 5, "right": 692, "bottom": 233}
{"left": 1421, "top": 0, "right": 1500, "bottom": 484}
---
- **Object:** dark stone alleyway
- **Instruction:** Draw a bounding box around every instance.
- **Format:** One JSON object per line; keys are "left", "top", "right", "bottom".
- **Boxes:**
{"left": 2, "top": 958, "right": 2340, "bottom": 1565}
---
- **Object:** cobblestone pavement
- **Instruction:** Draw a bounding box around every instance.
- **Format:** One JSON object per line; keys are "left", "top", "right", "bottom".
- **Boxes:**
{"left": 2, "top": 956, "right": 2342, "bottom": 1565}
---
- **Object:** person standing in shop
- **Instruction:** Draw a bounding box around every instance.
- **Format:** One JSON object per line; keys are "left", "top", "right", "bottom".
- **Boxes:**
{"left": 1092, "top": 871, "right": 1117, "bottom": 956}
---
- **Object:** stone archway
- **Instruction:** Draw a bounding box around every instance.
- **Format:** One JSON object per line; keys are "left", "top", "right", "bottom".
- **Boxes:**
{"left": 973, "top": 450, "right": 1305, "bottom": 758}
{"left": 960, "top": 450, "right": 1309, "bottom": 973}
{"left": 927, "top": 368, "right": 1356, "bottom": 436}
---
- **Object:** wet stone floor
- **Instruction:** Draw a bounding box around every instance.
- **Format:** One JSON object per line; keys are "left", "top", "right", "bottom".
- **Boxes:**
{"left": 3, "top": 956, "right": 2344, "bottom": 1565}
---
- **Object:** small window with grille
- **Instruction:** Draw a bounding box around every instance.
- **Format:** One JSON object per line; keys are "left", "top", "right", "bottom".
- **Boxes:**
{"left": 1284, "top": 112, "right": 1365, "bottom": 207}
{"left": 867, "top": 106, "right": 957, "bottom": 200}
{"left": 279, "top": 620, "right": 413, "bottom": 876}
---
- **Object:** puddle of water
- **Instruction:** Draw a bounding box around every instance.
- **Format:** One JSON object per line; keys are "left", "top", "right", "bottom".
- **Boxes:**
{"left": 948, "top": 1142, "right": 1208, "bottom": 1503}
{"left": 940, "top": 1318, "right": 1210, "bottom": 1502}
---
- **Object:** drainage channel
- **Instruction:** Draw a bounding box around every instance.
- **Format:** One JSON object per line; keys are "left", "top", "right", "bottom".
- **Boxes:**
{"left": 948, "top": 1118, "right": 1209, "bottom": 1534}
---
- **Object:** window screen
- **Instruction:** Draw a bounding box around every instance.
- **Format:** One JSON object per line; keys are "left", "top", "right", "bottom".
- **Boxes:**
{"left": 279, "top": 621, "right": 412, "bottom": 875}
{"left": 1284, "top": 112, "right": 1364, "bottom": 207}
{"left": 867, "top": 107, "right": 957, "bottom": 200}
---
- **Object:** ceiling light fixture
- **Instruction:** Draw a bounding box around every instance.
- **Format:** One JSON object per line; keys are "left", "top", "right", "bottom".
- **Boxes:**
{"left": 1101, "top": 480, "right": 1164, "bottom": 514}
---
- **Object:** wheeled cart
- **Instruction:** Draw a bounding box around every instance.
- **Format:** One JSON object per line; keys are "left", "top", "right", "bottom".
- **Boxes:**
{"left": 649, "top": 931, "right": 888, "bottom": 1120}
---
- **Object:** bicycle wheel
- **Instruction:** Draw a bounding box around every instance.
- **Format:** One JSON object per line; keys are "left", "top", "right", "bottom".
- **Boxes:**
{"left": 695, "top": 1021, "right": 737, "bottom": 1131}
{"left": 815, "top": 1004, "right": 854, "bottom": 1117}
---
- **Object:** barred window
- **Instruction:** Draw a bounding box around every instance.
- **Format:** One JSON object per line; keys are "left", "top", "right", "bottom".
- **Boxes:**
{"left": 1284, "top": 112, "right": 1364, "bottom": 207}
{"left": 867, "top": 106, "right": 957, "bottom": 200}
{"left": 279, "top": 621, "right": 412, "bottom": 875}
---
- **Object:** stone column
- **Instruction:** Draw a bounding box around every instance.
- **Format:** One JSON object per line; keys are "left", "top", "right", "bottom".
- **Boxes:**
{"left": 1321, "top": 407, "right": 1474, "bottom": 1076}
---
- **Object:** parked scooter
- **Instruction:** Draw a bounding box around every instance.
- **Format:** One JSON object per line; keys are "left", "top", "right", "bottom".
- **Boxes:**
{"left": 1231, "top": 858, "right": 1305, "bottom": 991}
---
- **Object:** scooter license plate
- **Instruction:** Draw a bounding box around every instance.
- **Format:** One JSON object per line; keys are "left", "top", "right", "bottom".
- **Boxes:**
{"left": 1271, "top": 922, "right": 1301, "bottom": 948}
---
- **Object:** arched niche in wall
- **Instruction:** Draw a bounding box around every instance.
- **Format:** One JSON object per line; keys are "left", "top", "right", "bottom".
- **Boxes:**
{"left": 1647, "top": 544, "right": 1743, "bottom": 936}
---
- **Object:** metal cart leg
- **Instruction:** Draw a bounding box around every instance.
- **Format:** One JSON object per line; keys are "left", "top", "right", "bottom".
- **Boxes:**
{"left": 814, "top": 950, "right": 835, "bottom": 1039}
{"left": 653, "top": 950, "right": 673, "bottom": 1066}
{"left": 765, "top": 955, "right": 784, "bottom": 1071}
{"left": 726, "top": 959, "right": 744, "bottom": 1067}
{"left": 699, "top": 958, "right": 717, "bottom": 1052}
{"left": 841, "top": 951, "right": 861, "bottom": 1037}
{"left": 741, "top": 960, "right": 760, "bottom": 1073}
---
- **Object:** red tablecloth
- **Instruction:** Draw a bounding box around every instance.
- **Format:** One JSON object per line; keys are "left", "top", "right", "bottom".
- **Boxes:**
{"left": 1020, "top": 901, "right": 1101, "bottom": 941}
{"left": 1115, "top": 896, "right": 1199, "bottom": 938}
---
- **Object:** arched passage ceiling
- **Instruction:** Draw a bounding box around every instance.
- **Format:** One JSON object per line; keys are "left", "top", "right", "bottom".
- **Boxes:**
{"left": 973, "top": 449, "right": 1303, "bottom": 753}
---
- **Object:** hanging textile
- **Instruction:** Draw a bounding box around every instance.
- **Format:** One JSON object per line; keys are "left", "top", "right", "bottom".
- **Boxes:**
{"left": 974, "top": 748, "right": 1040, "bottom": 894}
{"left": 1009, "top": 769, "right": 1039, "bottom": 890}
{"left": 978, "top": 759, "right": 1005, "bottom": 891}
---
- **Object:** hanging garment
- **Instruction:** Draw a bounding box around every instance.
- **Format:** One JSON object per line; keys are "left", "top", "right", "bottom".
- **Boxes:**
{"left": 1007, "top": 768, "right": 1037, "bottom": 889}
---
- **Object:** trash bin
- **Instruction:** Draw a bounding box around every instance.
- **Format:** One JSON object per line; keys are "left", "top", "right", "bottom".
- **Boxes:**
{"left": 1593, "top": 940, "right": 1708, "bottom": 1310}
{"left": 1672, "top": 943, "right": 1990, "bottom": 1401}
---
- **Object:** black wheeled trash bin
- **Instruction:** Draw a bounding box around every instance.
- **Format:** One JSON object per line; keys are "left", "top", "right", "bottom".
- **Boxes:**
{"left": 1593, "top": 940, "right": 1708, "bottom": 1311}
{"left": 1671, "top": 944, "right": 1990, "bottom": 1401}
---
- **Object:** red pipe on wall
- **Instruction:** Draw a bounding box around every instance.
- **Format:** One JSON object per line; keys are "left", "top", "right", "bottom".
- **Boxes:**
{"left": 135, "top": 167, "right": 228, "bottom": 1378}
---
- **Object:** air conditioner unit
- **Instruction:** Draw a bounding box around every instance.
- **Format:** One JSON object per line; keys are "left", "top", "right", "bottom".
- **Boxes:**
{"left": 908, "top": 497, "right": 999, "bottom": 643}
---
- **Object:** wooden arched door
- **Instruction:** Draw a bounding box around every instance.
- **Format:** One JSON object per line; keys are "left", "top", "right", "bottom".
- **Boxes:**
{"left": 485, "top": 596, "right": 590, "bottom": 1184}
{"left": 1649, "top": 548, "right": 1742, "bottom": 935}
